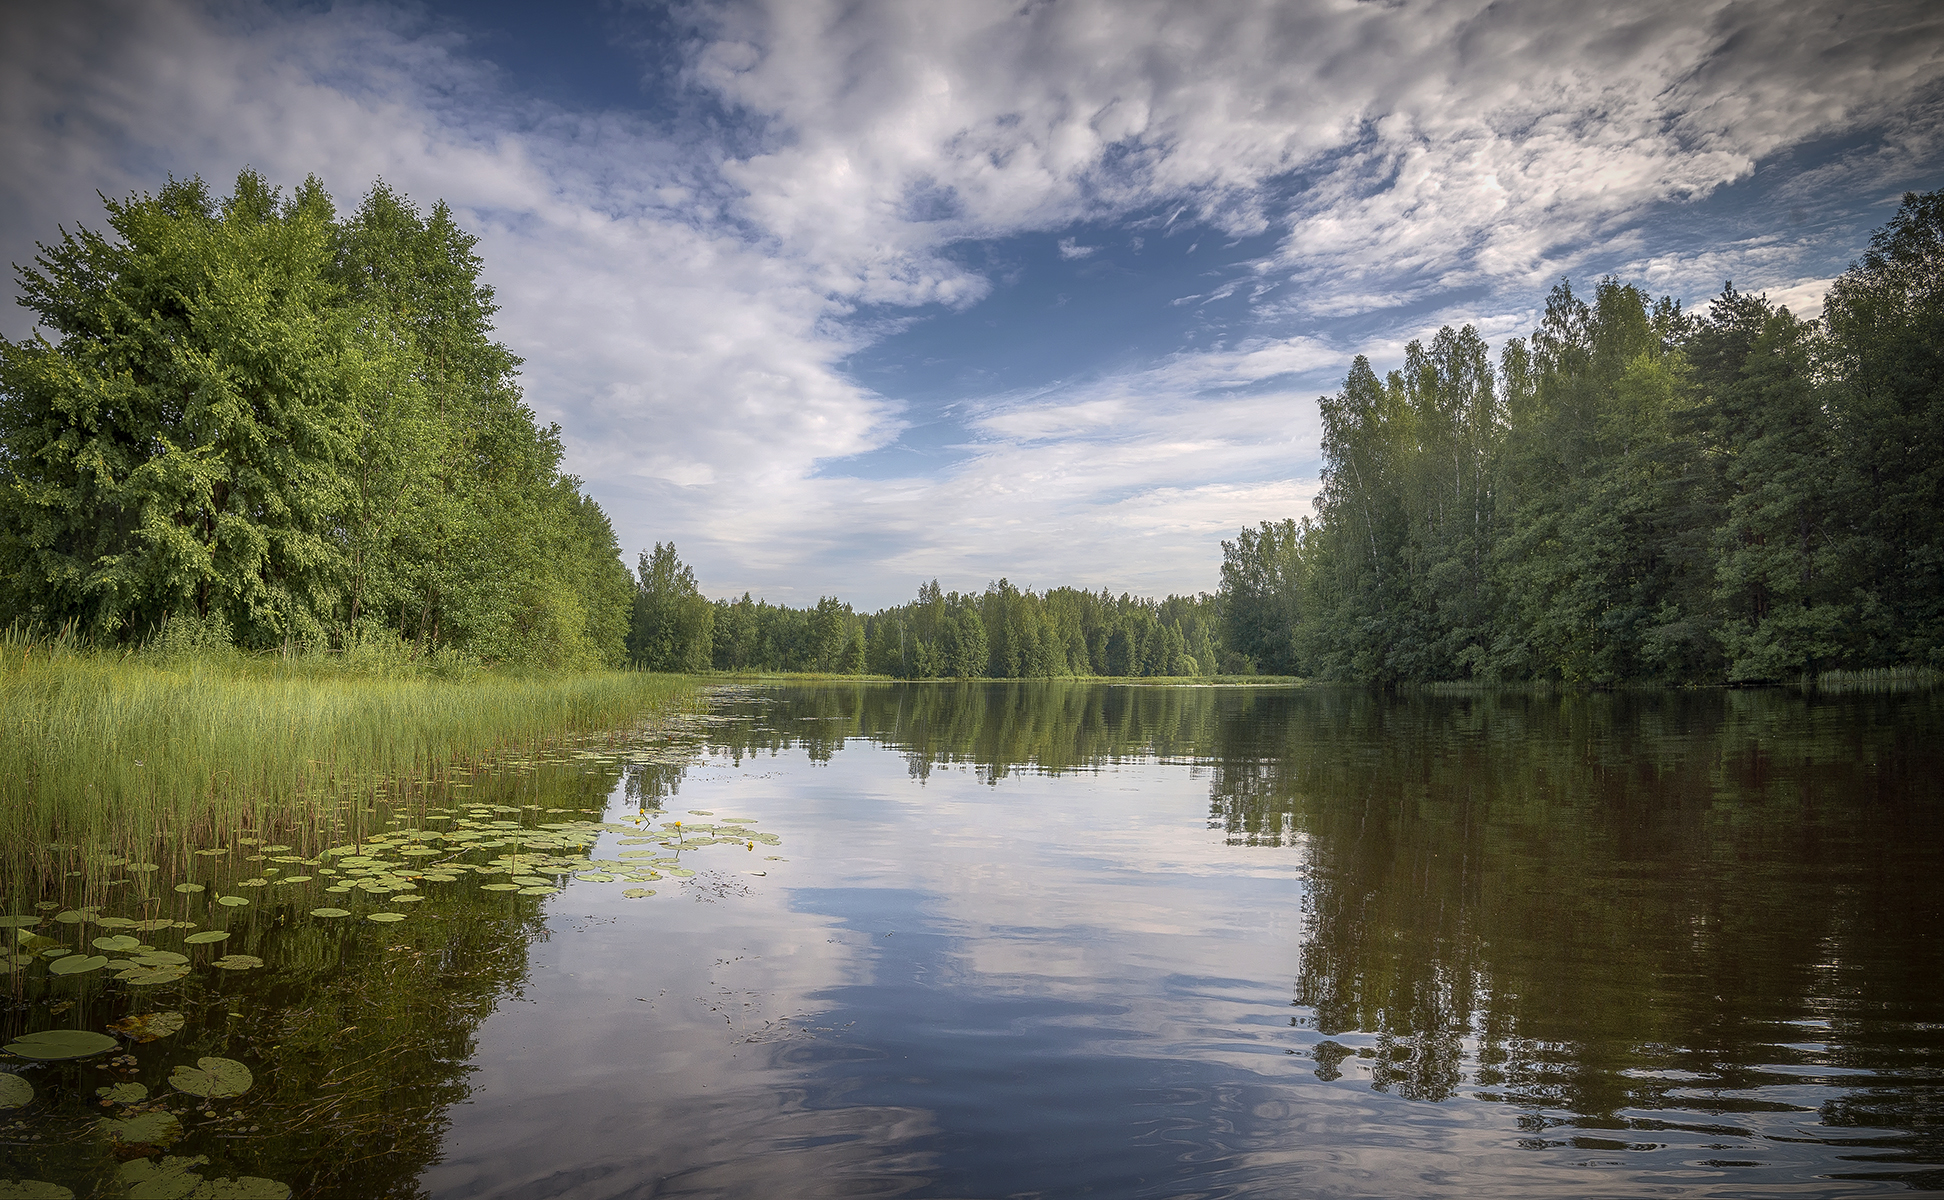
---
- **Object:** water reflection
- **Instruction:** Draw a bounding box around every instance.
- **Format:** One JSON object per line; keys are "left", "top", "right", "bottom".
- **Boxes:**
{"left": 7, "top": 683, "right": 1939, "bottom": 1197}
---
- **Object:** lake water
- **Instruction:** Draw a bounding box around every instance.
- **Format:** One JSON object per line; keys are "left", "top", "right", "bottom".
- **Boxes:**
{"left": 5, "top": 682, "right": 1942, "bottom": 1198}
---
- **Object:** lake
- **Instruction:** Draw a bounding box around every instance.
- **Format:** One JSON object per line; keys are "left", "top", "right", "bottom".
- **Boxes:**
{"left": 4, "top": 682, "right": 1941, "bottom": 1198}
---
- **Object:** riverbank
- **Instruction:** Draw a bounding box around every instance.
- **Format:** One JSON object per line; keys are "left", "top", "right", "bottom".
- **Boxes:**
{"left": 0, "top": 634, "right": 699, "bottom": 864}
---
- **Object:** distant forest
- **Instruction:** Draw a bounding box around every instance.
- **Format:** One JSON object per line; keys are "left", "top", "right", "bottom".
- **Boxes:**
{"left": 633, "top": 191, "right": 1942, "bottom": 686}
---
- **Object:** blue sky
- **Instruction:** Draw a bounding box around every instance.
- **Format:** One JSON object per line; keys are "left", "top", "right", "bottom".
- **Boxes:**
{"left": 4, "top": 1, "right": 1942, "bottom": 608}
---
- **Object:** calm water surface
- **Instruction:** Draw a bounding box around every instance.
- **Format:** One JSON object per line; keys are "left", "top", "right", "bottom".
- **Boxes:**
{"left": 6, "top": 683, "right": 1942, "bottom": 1198}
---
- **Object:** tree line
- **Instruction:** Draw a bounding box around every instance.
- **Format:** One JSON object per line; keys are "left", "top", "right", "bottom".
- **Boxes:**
{"left": 1221, "top": 190, "right": 1944, "bottom": 685}
{"left": 0, "top": 172, "right": 633, "bottom": 667}
{"left": 626, "top": 542, "right": 1229, "bottom": 678}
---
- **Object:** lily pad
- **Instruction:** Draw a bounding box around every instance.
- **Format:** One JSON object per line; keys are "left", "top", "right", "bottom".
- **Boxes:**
{"left": 41, "top": 947, "right": 70, "bottom": 958}
{"left": 621, "top": 888, "right": 656, "bottom": 898}
{"left": 0, "top": 1073, "right": 31, "bottom": 1108}
{"left": 4, "top": 1028, "right": 118, "bottom": 1060}
{"left": 216, "top": 896, "right": 249, "bottom": 907}
{"left": 95, "top": 916, "right": 137, "bottom": 929}
{"left": 52, "top": 910, "right": 93, "bottom": 924}
{"left": 190, "top": 1177, "right": 293, "bottom": 1199}
{"left": 108, "top": 1011, "right": 185, "bottom": 1041}
{"left": 132, "top": 951, "right": 190, "bottom": 966}
{"left": 173, "top": 883, "right": 205, "bottom": 894}
{"left": 96, "top": 1081, "right": 148, "bottom": 1103}
{"left": 479, "top": 883, "right": 520, "bottom": 892}
{"left": 517, "top": 886, "right": 559, "bottom": 896}
{"left": 93, "top": 935, "right": 141, "bottom": 952}
{"left": 120, "top": 965, "right": 191, "bottom": 986}
{"left": 211, "top": 955, "right": 264, "bottom": 971}
{"left": 102, "top": 1109, "right": 183, "bottom": 1149}
{"left": 169, "top": 1056, "right": 252, "bottom": 1099}
{"left": 0, "top": 1182, "right": 75, "bottom": 1199}
{"left": 116, "top": 1155, "right": 207, "bottom": 1199}
{"left": 367, "top": 912, "right": 406, "bottom": 923}
{"left": 49, "top": 954, "right": 108, "bottom": 976}
{"left": 182, "top": 931, "right": 230, "bottom": 945}
{"left": 309, "top": 908, "right": 351, "bottom": 918}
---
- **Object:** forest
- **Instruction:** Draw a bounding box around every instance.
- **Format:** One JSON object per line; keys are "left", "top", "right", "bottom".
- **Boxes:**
{"left": 8, "top": 174, "right": 1936, "bottom": 687}
{"left": 1221, "top": 190, "right": 1944, "bottom": 685}
{"left": 0, "top": 171, "right": 634, "bottom": 668}
{"left": 626, "top": 541, "right": 1229, "bottom": 678}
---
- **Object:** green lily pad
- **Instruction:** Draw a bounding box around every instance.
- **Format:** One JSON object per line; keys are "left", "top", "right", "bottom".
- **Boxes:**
{"left": 479, "top": 883, "right": 520, "bottom": 892}
{"left": 120, "top": 965, "right": 191, "bottom": 986}
{"left": 0, "top": 1073, "right": 31, "bottom": 1108}
{"left": 41, "top": 947, "right": 70, "bottom": 958}
{"left": 52, "top": 910, "right": 93, "bottom": 924}
{"left": 278, "top": 876, "right": 312, "bottom": 884}
{"left": 131, "top": 951, "right": 189, "bottom": 966}
{"left": 309, "top": 908, "right": 351, "bottom": 918}
{"left": 211, "top": 955, "right": 264, "bottom": 971}
{"left": 367, "top": 913, "right": 406, "bottom": 923}
{"left": 0, "top": 917, "right": 41, "bottom": 929}
{"left": 668, "top": 868, "right": 695, "bottom": 878}
{"left": 215, "top": 895, "right": 249, "bottom": 907}
{"left": 190, "top": 1177, "right": 292, "bottom": 1199}
{"left": 102, "top": 1109, "right": 183, "bottom": 1148}
{"left": 193, "top": 848, "right": 228, "bottom": 857}
{"left": 4, "top": 1028, "right": 118, "bottom": 1059}
{"left": 621, "top": 888, "right": 656, "bottom": 898}
{"left": 96, "top": 1081, "right": 148, "bottom": 1103}
{"left": 173, "top": 883, "right": 205, "bottom": 894}
{"left": 49, "top": 954, "right": 108, "bottom": 976}
{"left": 95, "top": 916, "right": 136, "bottom": 929}
{"left": 115, "top": 1155, "right": 206, "bottom": 1199}
{"left": 182, "top": 931, "right": 229, "bottom": 945}
{"left": 126, "top": 863, "right": 159, "bottom": 873}
{"left": 169, "top": 1056, "right": 252, "bottom": 1099}
{"left": 518, "top": 886, "right": 559, "bottom": 896}
{"left": 133, "top": 919, "right": 175, "bottom": 932}
{"left": 575, "top": 872, "right": 617, "bottom": 882}
{"left": 0, "top": 1181, "right": 75, "bottom": 1199}
{"left": 108, "top": 1011, "right": 184, "bottom": 1041}
{"left": 93, "top": 935, "right": 141, "bottom": 952}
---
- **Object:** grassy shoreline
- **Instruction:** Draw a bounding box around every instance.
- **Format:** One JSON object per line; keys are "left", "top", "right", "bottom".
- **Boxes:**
{"left": 0, "top": 638, "right": 699, "bottom": 867}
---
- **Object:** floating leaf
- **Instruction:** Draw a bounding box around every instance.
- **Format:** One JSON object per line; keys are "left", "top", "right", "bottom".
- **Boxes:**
{"left": 216, "top": 896, "right": 249, "bottom": 907}
{"left": 52, "top": 910, "right": 93, "bottom": 924}
{"left": 4, "top": 1029, "right": 117, "bottom": 1059}
{"left": 126, "top": 863, "right": 159, "bottom": 873}
{"left": 0, "top": 1181, "right": 74, "bottom": 1199}
{"left": 211, "top": 955, "right": 263, "bottom": 971}
{"left": 108, "top": 1011, "right": 184, "bottom": 1042}
{"left": 93, "top": 935, "right": 140, "bottom": 952}
{"left": 0, "top": 1073, "right": 31, "bottom": 1108}
{"left": 182, "top": 931, "right": 230, "bottom": 945}
{"left": 278, "top": 876, "right": 312, "bottom": 884}
{"left": 621, "top": 888, "right": 656, "bottom": 898}
{"left": 367, "top": 913, "right": 406, "bottom": 923}
{"left": 101, "top": 1109, "right": 183, "bottom": 1149}
{"left": 120, "top": 965, "right": 191, "bottom": 986}
{"left": 191, "top": 1177, "right": 292, "bottom": 1199}
{"left": 574, "top": 873, "right": 617, "bottom": 882}
{"left": 41, "top": 948, "right": 70, "bottom": 958}
{"left": 389, "top": 895, "right": 425, "bottom": 903}
{"left": 309, "top": 908, "right": 351, "bottom": 919}
{"left": 173, "top": 884, "right": 205, "bottom": 894}
{"left": 479, "top": 883, "right": 519, "bottom": 892}
{"left": 49, "top": 954, "right": 108, "bottom": 976}
{"left": 169, "top": 1056, "right": 252, "bottom": 1099}
{"left": 96, "top": 1081, "right": 148, "bottom": 1104}
{"left": 131, "top": 951, "right": 190, "bottom": 967}
{"left": 133, "top": 919, "right": 175, "bottom": 932}
{"left": 193, "top": 849, "right": 228, "bottom": 857}
{"left": 669, "top": 868, "right": 695, "bottom": 878}
{"left": 95, "top": 916, "right": 136, "bottom": 929}
{"left": 115, "top": 1155, "right": 207, "bottom": 1199}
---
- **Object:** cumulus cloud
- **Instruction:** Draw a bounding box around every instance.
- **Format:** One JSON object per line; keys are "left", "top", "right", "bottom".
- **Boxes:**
{"left": 3, "top": 0, "right": 1939, "bottom": 606}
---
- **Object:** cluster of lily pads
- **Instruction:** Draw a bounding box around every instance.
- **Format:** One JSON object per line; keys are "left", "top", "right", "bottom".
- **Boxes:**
{"left": 1, "top": 1019, "right": 288, "bottom": 1199}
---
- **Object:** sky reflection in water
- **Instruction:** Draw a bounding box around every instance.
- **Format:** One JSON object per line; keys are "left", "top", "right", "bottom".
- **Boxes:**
{"left": 424, "top": 683, "right": 1944, "bottom": 1199}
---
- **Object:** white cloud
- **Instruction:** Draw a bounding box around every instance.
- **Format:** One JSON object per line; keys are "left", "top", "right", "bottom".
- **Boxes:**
{"left": 2, "top": 0, "right": 1939, "bottom": 609}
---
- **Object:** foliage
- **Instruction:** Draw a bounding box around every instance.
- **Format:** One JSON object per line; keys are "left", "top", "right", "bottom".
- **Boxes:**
{"left": 0, "top": 172, "right": 633, "bottom": 667}
{"left": 1220, "top": 191, "right": 1944, "bottom": 684}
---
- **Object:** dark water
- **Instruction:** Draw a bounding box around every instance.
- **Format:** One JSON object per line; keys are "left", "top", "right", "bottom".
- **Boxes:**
{"left": 5, "top": 683, "right": 1943, "bottom": 1198}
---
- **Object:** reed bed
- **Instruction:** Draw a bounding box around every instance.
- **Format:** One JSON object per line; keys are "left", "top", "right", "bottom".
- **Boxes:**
{"left": 0, "top": 635, "right": 698, "bottom": 889}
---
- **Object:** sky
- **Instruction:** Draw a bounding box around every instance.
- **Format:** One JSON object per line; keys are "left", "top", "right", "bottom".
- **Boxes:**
{"left": 3, "top": 0, "right": 1941, "bottom": 609}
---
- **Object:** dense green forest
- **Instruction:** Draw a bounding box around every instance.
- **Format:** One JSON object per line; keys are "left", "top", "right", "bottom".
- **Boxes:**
{"left": 626, "top": 540, "right": 1230, "bottom": 678}
{"left": 1222, "top": 190, "right": 1944, "bottom": 685}
{"left": 0, "top": 172, "right": 633, "bottom": 667}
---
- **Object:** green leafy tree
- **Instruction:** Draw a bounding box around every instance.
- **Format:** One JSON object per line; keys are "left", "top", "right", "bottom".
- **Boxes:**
{"left": 628, "top": 542, "right": 714, "bottom": 672}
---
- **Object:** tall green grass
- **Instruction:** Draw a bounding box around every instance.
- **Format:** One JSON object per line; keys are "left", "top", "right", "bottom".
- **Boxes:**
{"left": 0, "top": 630, "right": 698, "bottom": 882}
